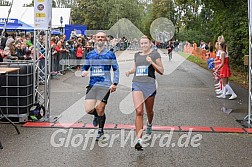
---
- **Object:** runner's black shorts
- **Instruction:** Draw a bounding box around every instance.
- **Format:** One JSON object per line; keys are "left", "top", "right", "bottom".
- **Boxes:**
{"left": 85, "top": 86, "right": 110, "bottom": 104}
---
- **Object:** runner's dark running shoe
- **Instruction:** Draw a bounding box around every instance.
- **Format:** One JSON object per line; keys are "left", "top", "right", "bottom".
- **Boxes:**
{"left": 96, "top": 131, "right": 104, "bottom": 141}
{"left": 135, "top": 139, "right": 143, "bottom": 151}
{"left": 146, "top": 122, "right": 152, "bottom": 135}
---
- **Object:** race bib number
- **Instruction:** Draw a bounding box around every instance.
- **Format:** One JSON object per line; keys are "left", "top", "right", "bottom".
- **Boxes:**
{"left": 136, "top": 66, "right": 148, "bottom": 76}
{"left": 91, "top": 66, "right": 105, "bottom": 76}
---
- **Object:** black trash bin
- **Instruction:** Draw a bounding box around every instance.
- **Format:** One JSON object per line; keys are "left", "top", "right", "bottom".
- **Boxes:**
{"left": 0, "top": 61, "right": 34, "bottom": 122}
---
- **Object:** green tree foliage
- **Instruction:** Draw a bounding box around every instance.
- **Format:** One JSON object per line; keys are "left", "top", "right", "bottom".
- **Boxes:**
{"left": 71, "top": 0, "right": 109, "bottom": 30}
{"left": 146, "top": 0, "right": 175, "bottom": 36}
{"left": 173, "top": 0, "right": 248, "bottom": 69}
{"left": 201, "top": 0, "right": 248, "bottom": 68}
{"left": 71, "top": 0, "right": 144, "bottom": 34}
{"left": 173, "top": 0, "right": 201, "bottom": 33}
{"left": 107, "top": 0, "right": 144, "bottom": 29}
{"left": 150, "top": 0, "right": 174, "bottom": 20}
{"left": 177, "top": 4, "right": 214, "bottom": 44}
{"left": 139, "top": 1, "right": 153, "bottom": 35}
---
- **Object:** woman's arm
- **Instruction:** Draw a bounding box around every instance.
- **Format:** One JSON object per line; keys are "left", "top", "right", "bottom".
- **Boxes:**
{"left": 216, "top": 52, "right": 225, "bottom": 71}
{"left": 213, "top": 59, "right": 221, "bottom": 64}
{"left": 125, "top": 63, "right": 136, "bottom": 77}
{"left": 146, "top": 56, "right": 164, "bottom": 75}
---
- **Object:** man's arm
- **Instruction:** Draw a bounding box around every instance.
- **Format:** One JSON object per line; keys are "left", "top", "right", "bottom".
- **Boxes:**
{"left": 111, "top": 52, "right": 119, "bottom": 85}
{"left": 81, "top": 54, "right": 90, "bottom": 77}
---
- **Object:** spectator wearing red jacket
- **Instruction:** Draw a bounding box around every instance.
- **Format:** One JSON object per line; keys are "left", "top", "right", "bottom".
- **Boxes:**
{"left": 76, "top": 44, "right": 83, "bottom": 70}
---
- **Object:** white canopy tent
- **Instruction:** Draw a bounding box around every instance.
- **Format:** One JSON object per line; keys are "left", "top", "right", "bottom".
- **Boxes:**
{"left": 0, "top": 6, "right": 71, "bottom": 28}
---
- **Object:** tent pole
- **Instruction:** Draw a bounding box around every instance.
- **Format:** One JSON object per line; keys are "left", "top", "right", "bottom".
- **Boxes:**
{"left": 0, "top": 0, "right": 14, "bottom": 41}
{"left": 247, "top": 0, "right": 252, "bottom": 126}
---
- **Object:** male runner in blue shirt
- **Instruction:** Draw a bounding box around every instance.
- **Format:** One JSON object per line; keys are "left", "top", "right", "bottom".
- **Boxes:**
{"left": 82, "top": 31, "right": 119, "bottom": 141}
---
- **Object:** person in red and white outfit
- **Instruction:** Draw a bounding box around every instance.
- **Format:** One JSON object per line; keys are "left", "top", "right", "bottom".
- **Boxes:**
{"left": 214, "top": 41, "right": 222, "bottom": 94}
{"left": 216, "top": 42, "right": 237, "bottom": 100}
{"left": 214, "top": 36, "right": 225, "bottom": 90}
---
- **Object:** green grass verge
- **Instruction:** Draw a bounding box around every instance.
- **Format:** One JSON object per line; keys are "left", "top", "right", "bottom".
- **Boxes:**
{"left": 178, "top": 52, "right": 248, "bottom": 89}
{"left": 179, "top": 52, "right": 208, "bottom": 69}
